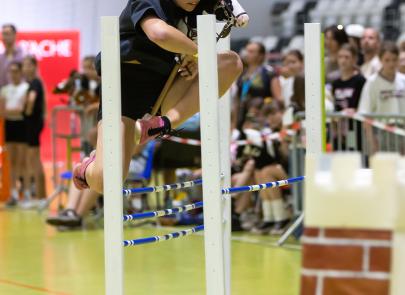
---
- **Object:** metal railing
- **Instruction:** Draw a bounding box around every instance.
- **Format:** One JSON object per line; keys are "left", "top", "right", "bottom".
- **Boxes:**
{"left": 289, "top": 112, "right": 405, "bottom": 214}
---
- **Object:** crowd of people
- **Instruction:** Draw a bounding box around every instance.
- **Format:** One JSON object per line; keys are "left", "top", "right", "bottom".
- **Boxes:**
{"left": 2, "top": 17, "right": 405, "bottom": 236}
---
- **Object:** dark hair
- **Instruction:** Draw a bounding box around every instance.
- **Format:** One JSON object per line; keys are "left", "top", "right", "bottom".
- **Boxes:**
{"left": 2, "top": 23, "right": 17, "bottom": 34}
{"left": 83, "top": 55, "right": 96, "bottom": 64}
{"left": 284, "top": 49, "right": 304, "bottom": 62}
{"left": 8, "top": 61, "right": 22, "bottom": 71}
{"left": 324, "top": 25, "right": 349, "bottom": 47}
{"left": 339, "top": 43, "right": 358, "bottom": 58}
{"left": 247, "top": 41, "right": 266, "bottom": 56}
{"left": 379, "top": 41, "right": 399, "bottom": 58}
{"left": 23, "top": 55, "right": 38, "bottom": 67}
{"left": 262, "top": 100, "right": 285, "bottom": 116}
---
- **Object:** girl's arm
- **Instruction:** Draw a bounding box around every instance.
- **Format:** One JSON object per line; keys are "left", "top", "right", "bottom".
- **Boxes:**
{"left": 270, "top": 77, "right": 282, "bottom": 102}
{"left": 140, "top": 16, "right": 198, "bottom": 56}
{"left": 25, "top": 90, "right": 37, "bottom": 116}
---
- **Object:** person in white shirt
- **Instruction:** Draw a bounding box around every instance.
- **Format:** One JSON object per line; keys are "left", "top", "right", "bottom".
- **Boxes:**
{"left": 358, "top": 43, "right": 405, "bottom": 115}
{"left": 358, "top": 42, "right": 405, "bottom": 154}
{"left": 0, "top": 61, "right": 29, "bottom": 206}
{"left": 360, "top": 28, "right": 382, "bottom": 79}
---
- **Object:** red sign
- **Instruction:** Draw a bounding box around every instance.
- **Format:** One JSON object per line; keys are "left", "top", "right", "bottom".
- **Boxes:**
{"left": 1, "top": 31, "right": 80, "bottom": 162}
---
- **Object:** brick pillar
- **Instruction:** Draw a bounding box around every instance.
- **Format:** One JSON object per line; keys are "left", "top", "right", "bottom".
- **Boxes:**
{"left": 301, "top": 228, "right": 391, "bottom": 295}
{"left": 301, "top": 154, "right": 405, "bottom": 295}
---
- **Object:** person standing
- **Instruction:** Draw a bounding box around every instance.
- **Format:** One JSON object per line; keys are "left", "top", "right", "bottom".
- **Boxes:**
{"left": 21, "top": 56, "right": 46, "bottom": 206}
{"left": 0, "top": 24, "right": 25, "bottom": 89}
{"left": 360, "top": 28, "right": 382, "bottom": 79}
{"left": 0, "top": 62, "right": 29, "bottom": 206}
{"left": 235, "top": 41, "right": 282, "bottom": 129}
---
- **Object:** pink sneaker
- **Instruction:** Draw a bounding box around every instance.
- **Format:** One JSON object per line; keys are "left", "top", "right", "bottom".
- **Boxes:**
{"left": 135, "top": 115, "right": 172, "bottom": 145}
{"left": 73, "top": 151, "right": 96, "bottom": 190}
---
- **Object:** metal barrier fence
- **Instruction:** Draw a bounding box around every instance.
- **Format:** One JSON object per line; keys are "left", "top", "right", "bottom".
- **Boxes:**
{"left": 290, "top": 112, "right": 405, "bottom": 214}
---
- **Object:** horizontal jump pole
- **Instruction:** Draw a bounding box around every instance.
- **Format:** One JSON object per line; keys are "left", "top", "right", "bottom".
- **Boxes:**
{"left": 123, "top": 225, "right": 204, "bottom": 247}
{"left": 123, "top": 201, "right": 203, "bottom": 221}
{"left": 123, "top": 179, "right": 203, "bottom": 196}
{"left": 123, "top": 176, "right": 305, "bottom": 222}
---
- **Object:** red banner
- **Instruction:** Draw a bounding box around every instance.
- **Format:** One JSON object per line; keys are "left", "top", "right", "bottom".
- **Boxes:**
{"left": 0, "top": 31, "right": 80, "bottom": 162}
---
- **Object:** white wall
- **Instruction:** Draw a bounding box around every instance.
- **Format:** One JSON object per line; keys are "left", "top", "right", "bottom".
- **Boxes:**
{"left": 1, "top": 0, "right": 272, "bottom": 56}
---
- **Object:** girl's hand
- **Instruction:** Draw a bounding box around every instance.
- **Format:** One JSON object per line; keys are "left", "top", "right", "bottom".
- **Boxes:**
{"left": 179, "top": 55, "right": 198, "bottom": 81}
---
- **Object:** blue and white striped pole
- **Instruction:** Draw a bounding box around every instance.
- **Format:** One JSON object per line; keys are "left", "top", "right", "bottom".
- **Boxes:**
{"left": 123, "top": 225, "right": 204, "bottom": 247}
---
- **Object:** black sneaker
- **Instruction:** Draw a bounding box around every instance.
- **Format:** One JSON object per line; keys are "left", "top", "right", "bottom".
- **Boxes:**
{"left": 5, "top": 198, "right": 18, "bottom": 208}
{"left": 251, "top": 221, "right": 275, "bottom": 234}
{"left": 270, "top": 219, "right": 291, "bottom": 235}
{"left": 46, "top": 209, "right": 82, "bottom": 227}
{"left": 231, "top": 214, "right": 243, "bottom": 232}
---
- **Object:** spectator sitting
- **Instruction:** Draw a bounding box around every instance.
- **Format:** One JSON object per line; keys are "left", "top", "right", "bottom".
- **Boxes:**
{"left": 232, "top": 100, "right": 290, "bottom": 235}
{"left": 360, "top": 28, "right": 382, "bottom": 79}
{"left": 324, "top": 25, "right": 349, "bottom": 83}
{"left": 253, "top": 101, "right": 290, "bottom": 235}
{"left": 46, "top": 183, "right": 101, "bottom": 229}
{"left": 234, "top": 41, "right": 282, "bottom": 129}
{"left": 0, "top": 62, "right": 29, "bottom": 207}
{"left": 0, "top": 24, "right": 25, "bottom": 89}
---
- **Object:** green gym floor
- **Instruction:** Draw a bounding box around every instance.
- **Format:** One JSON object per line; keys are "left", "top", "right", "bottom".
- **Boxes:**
{"left": 0, "top": 210, "right": 301, "bottom": 295}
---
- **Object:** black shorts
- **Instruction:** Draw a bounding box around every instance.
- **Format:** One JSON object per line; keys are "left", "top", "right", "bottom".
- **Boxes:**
{"left": 5, "top": 120, "right": 26, "bottom": 143}
{"left": 25, "top": 118, "right": 44, "bottom": 147}
{"left": 98, "top": 63, "right": 170, "bottom": 121}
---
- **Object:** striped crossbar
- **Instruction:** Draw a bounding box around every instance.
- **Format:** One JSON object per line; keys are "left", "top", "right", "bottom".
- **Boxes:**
{"left": 222, "top": 176, "right": 305, "bottom": 194}
{"left": 123, "top": 225, "right": 204, "bottom": 246}
{"left": 123, "top": 179, "right": 203, "bottom": 196}
{"left": 123, "top": 201, "right": 203, "bottom": 221}
{"left": 122, "top": 176, "right": 305, "bottom": 222}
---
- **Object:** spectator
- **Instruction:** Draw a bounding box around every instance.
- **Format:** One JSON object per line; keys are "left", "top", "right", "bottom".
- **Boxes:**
{"left": 331, "top": 44, "right": 366, "bottom": 151}
{"left": 359, "top": 42, "right": 405, "bottom": 115}
{"left": 358, "top": 42, "right": 405, "bottom": 154}
{"left": 279, "top": 50, "right": 305, "bottom": 112}
{"left": 21, "top": 55, "right": 46, "bottom": 206}
{"left": 324, "top": 25, "right": 349, "bottom": 83}
{"left": 253, "top": 101, "right": 290, "bottom": 235}
{"left": 0, "top": 24, "right": 25, "bottom": 89}
{"left": 345, "top": 24, "right": 365, "bottom": 66}
{"left": 46, "top": 182, "right": 101, "bottom": 228}
{"left": 0, "top": 62, "right": 29, "bottom": 206}
{"left": 332, "top": 44, "right": 366, "bottom": 112}
{"left": 360, "top": 28, "right": 382, "bottom": 79}
{"left": 234, "top": 41, "right": 281, "bottom": 129}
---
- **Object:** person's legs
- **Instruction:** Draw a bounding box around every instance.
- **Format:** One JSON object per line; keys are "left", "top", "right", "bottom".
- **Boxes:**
{"left": 6, "top": 143, "right": 19, "bottom": 202}
{"left": 66, "top": 181, "right": 83, "bottom": 210}
{"left": 161, "top": 51, "right": 243, "bottom": 128}
{"left": 84, "top": 117, "right": 136, "bottom": 193}
{"left": 76, "top": 190, "right": 100, "bottom": 217}
{"left": 257, "top": 164, "right": 290, "bottom": 234}
{"left": 30, "top": 147, "right": 46, "bottom": 199}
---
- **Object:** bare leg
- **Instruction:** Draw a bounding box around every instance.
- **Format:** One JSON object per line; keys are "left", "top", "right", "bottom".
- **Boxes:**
{"left": 76, "top": 189, "right": 100, "bottom": 217}
{"left": 85, "top": 117, "right": 135, "bottom": 193}
{"left": 161, "top": 51, "right": 243, "bottom": 128}
{"left": 6, "top": 143, "right": 17, "bottom": 197}
{"left": 65, "top": 181, "right": 83, "bottom": 210}
{"left": 27, "top": 147, "right": 46, "bottom": 199}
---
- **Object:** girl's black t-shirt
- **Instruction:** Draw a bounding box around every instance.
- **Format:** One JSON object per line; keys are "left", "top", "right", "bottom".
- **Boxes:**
{"left": 24, "top": 78, "right": 44, "bottom": 124}
{"left": 332, "top": 73, "right": 366, "bottom": 111}
{"left": 96, "top": 0, "right": 223, "bottom": 77}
